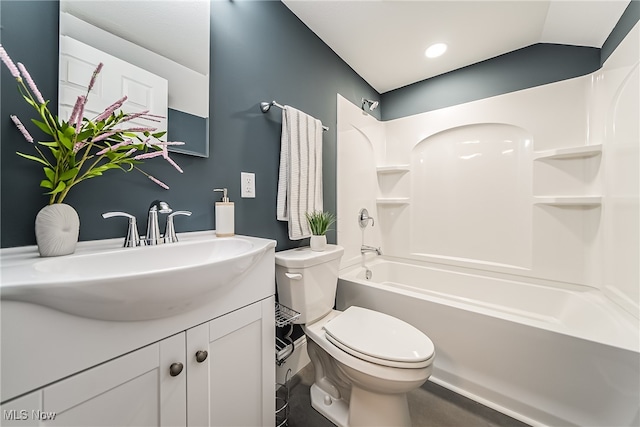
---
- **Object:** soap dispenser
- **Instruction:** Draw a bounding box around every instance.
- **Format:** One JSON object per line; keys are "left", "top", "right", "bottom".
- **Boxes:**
{"left": 213, "top": 188, "right": 234, "bottom": 237}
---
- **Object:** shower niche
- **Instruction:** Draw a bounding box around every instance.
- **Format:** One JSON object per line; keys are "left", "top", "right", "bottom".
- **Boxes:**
{"left": 376, "top": 165, "right": 410, "bottom": 205}
{"left": 533, "top": 144, "right": 603, "bottom": 207}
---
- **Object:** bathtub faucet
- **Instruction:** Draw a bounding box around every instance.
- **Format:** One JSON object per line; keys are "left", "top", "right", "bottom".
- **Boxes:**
{"left": 361, "top": 245, "right": 382, "bottom": 256}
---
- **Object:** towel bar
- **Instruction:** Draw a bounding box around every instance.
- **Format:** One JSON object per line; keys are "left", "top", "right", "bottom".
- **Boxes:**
{"left": 260, "top": 100, "right": 329, "bottom": 131}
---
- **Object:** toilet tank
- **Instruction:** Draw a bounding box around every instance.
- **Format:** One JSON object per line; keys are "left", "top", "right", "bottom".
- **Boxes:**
{"left": 275, "top": 245, "right": 344, "bottom": 324}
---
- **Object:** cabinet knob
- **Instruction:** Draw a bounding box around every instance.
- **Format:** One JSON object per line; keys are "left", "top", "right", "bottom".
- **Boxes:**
{"left": 195, "top": 350, "right": 208, "bottom": 363}
{"left": 169, "top": 362, "right": 184, "bottom": 377}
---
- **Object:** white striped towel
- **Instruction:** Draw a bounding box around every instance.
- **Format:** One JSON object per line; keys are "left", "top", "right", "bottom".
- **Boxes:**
{"left": 276, "top": 105, "right": 323, "bottom": 240}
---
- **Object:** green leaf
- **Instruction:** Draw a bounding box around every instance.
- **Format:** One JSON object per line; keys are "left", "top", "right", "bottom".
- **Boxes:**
{"left": 77, "top": 130, "right": 94, "bottom": 142}
{"left": 48, "top": 147, "right": 60, "bottom": 160}
{"left": 16, "top": 151, "right": 49, "bottom": 166}
{"left": 38, "top": 141, "right": 59, "bottom": 147}
{"left": 21, "top": 94, "right": 37, "bottom": 109}
{"left": 44, "top": 167, "right": 55, "bottom": 181}
{"left": 40, "top": 179, "right": 54, "bottom": 189}
{"left": 305, "top": 211, "right": 336, "bottom": 235}
{"left": 46, "top": 181, "right": 66, "bottom": 195}
{"left": 59, "top": 167, "right": 79, "bottom": 181}
{"left": 56, "top": 130, "right": 73, "bottom": 150}
{"left": 31, "top": 119, "right": 53, "bottom": 136}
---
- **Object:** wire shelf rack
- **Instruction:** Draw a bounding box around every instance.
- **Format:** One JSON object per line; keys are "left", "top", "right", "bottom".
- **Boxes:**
{"left": 276, "top": 368, "right": 293, "bottom": 427}
{"left": 275, "top": 302, "right": 300, "bottom": 327}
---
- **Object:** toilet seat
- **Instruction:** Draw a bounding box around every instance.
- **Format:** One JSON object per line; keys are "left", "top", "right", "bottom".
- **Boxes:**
{"left": 323, "top": 306, "right": 434, "bottom": 369}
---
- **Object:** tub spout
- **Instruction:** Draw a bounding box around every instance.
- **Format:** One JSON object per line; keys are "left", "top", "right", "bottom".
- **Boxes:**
{"left": 361, "top": 245, "right": 382, "bottom": 256}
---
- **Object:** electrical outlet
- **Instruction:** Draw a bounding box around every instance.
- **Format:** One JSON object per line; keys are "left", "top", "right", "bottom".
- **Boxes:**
{"left": 241, "top": 172, "right": 255, "bottom": 198}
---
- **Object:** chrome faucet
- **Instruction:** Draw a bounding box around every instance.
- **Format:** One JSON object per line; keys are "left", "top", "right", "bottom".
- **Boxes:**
{"left": 102, "top": 212, "right": 141, "bottom": 247}
{"left": 164, "top": 211, "right": 192, "bottom": 243}
{"left": 361, "top": 245, "right": 382, "bottom": 256}
{"left": 358, "top": 208, "right": 375, "bottom": 229}
{"left": 146, "top": 200, "right": 172, "bottom": 245}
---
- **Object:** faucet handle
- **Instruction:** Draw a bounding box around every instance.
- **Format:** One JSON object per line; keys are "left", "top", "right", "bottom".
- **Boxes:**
{"left": 164, "top": 211, "right": 192, "bottom": 244}
{"left": 358, "top": 208, "right": 375, "bottom": 229}
{"left": 102, "top": 212, "right": 141, "bottom": 247}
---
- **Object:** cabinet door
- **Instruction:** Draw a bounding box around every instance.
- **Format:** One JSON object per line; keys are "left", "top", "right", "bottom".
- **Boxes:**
{"left": 186, "top": 323, "right": 210, "bottom": 427}
{"left": 193, "top": 298, "right": 274, "bottom": 427}
{"left": 42, "top": 333, "right": 186, "bottom": 427}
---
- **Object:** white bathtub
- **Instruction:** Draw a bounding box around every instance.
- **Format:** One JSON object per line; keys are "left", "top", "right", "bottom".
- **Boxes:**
{"left": 336, "top": 258, "right": 640, "bottom": 427}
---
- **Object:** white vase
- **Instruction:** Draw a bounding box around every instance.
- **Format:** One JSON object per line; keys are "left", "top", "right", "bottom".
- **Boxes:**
{"left": 310, "top": 235, "right": 327, "bottom": 252}
{"left": 35, "top": 203, "right": 80, "bottom": 257}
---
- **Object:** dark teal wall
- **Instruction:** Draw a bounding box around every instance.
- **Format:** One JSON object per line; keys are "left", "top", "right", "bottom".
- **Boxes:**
{"left": 381, "top": 44, "right": 600, "bottom": 121}
{"left": 0, "top": 0, "right": 379, "bottom": 248}
{"left": 381, "top": 0, "right": 639, "bottom": 121}
{"left": 1, "top": 0, "right": 637, "bottom": 249}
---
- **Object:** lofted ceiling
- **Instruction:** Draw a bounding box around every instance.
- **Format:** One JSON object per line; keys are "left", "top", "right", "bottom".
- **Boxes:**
{"left": 282, "top": 0, "right": 631, "bottom": 93}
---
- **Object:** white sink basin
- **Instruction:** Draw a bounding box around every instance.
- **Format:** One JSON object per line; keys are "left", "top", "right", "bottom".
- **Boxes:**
{"left": 0, "top": 231, "right": 276, "bottom": 321}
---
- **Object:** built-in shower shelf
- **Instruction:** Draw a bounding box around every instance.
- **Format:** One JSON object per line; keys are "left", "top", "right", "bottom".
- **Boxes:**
{"left": 534, "top": 144, "right": 602, "bottom": 160}
{"left": 376, "top": 197, "right": 410, "bottom": 205}
{"left": 376, "top": 165, "right": 410, "bottom": 174}
{"left": 533, "top": 196, "right": 602, "bottom": 206}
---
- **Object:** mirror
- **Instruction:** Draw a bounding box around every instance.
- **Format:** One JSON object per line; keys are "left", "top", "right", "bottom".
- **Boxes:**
{"left": 59, "top": 0, "right": 210, "bottom": 157}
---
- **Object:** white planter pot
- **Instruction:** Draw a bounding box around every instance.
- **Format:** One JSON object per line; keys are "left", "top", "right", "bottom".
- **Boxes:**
{"left": 35, "top": 203, "right": 80, "bottom": 257}
{"left": 310, "top": 235, "right": 327, "bottom": 252}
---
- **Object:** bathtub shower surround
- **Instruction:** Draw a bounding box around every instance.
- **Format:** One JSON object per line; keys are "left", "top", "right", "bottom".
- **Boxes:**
{"left": 336, "top": 23, "right": 639, "bottom": 427}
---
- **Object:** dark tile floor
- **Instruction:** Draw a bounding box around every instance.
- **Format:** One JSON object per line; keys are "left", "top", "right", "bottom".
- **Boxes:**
{"left": 280, "top": 364, "right": 530, "bottom": 427}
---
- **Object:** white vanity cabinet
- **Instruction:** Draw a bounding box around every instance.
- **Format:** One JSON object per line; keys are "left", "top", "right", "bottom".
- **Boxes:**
{"left": 1, "top": 333, "right": 186, "bottom": 427}
{"left": 187, "top": 299, "right": 275, "bottom": 426}
{"left": 1, "top": 298, "right": 275, "bottom": 427}
{"left": 0, "top": 233, "right": 277, "bottom": 427}
{"left": 47, "top": 333, "right": 186, "bottom": 427}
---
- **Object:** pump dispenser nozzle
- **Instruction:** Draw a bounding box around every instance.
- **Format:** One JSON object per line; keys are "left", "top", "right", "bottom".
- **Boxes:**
{"left": 214, "top": 188, "right": 229, "bottom": 202}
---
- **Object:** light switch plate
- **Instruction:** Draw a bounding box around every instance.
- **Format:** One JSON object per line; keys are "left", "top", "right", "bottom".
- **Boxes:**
{"left": 241, "top": 172, "right": 255, "bottom": 198}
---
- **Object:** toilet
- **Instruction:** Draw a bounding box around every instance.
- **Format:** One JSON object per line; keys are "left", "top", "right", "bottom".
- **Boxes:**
{"left": 275, "top": 245, "right": 435, "bottom": 427}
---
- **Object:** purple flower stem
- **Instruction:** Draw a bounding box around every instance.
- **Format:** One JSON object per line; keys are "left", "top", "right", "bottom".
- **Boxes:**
{"left": 0, "top": 44, "right": 20, "bottom": 78}
{"left": 17, "top": 62, "right": 45, "bottom": 104}
{"left": 95, "top": 95, "right": 128, "bottom": 122}
{"left": 10, "top": 115, "right": 34, "bottom": 143}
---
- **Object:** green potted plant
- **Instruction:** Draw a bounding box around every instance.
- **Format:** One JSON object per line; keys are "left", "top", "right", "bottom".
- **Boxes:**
{"left": 1, "top": 44, "right": 183, "bottom": 256}
{"left": 305, "top": 210, "right": 336, "bottom": 251}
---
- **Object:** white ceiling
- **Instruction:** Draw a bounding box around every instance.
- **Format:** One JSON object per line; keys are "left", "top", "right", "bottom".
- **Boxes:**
{"left": 282, "top": 0, "right": 631, "bottom": 93}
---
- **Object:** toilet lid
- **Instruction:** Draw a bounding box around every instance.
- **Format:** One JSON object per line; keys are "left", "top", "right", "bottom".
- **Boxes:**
{"left": 323, "top": 306, "right": 434, "bottom": 368}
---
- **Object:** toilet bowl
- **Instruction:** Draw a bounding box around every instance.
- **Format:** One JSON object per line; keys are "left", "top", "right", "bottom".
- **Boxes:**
{"left": 275, "top": 245, "right": 435, "bottom": 427}
{"left": 305, "top": 308, "right": 434, "bottom": 427}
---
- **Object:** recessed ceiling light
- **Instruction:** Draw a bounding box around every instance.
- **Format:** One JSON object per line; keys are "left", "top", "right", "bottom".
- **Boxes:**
{"left": 425, "top": 43, "right": 447, "bottom": 58}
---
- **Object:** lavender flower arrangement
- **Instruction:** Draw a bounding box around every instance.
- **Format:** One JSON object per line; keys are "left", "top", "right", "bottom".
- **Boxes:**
{"left": 1, "top": 44, "right": 183, "bottom": 205}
